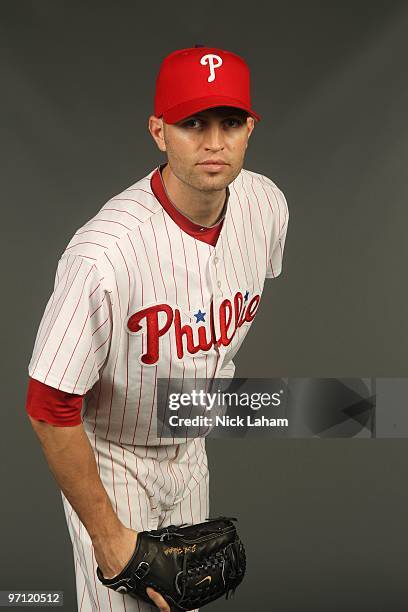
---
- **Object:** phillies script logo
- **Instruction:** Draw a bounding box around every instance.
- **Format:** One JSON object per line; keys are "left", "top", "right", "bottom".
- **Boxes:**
{"left": 126, "top": 291, "right": 261, "bottom": 365}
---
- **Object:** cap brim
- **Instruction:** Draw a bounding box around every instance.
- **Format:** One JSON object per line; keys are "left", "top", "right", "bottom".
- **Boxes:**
{"left": 162, "top": 96, "right": 261, "bottom": 124}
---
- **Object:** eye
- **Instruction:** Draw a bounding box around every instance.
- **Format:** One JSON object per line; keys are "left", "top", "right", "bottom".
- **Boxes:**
{"left": 182, "top": 118, "right": 202, "bottom": 128}
{"left": 224, "top": 118, "right": 244, "bottom": 127}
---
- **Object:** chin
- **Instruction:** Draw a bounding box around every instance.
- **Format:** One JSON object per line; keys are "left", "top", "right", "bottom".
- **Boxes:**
{"left": 195, "top": 167, "right": 239, "bottom": 191}
{"left": 197, "top": 177, "right": 230, "bottom": 192}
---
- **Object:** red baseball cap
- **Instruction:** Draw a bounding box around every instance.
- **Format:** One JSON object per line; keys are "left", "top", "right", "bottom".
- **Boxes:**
{"left": 154, "top": 45, "right": 261, "bottom": 124}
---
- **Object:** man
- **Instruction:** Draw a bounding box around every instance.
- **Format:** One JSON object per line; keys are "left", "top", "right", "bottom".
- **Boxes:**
{"left": 26, "top": 45, "right": 289, "bottom": 612}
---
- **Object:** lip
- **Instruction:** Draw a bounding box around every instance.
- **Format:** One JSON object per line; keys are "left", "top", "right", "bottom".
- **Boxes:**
{"left": 198, "top": 160, "right": 228, "bottom": 165}
{"left": 197, "top": 160, "right": 229, "bottom": 171}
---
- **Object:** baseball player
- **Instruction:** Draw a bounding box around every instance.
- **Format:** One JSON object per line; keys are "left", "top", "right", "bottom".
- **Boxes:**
{"left": 25, "top": 45, "right": 289, "bottom": 612}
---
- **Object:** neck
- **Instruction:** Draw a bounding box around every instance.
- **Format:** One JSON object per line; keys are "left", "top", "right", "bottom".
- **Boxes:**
{"left": 161, "top": 163, "right": 227, "bottom": 227}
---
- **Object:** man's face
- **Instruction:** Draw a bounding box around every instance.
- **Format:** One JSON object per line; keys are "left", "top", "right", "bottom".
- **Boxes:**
{"left": 154, "top": 107, "right": 255, "bottom": 193}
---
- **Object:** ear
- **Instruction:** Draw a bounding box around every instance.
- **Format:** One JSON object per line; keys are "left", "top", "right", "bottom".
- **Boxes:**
{"left": 148, "top": 115, "right": 166, "bottom": 152}
{"left": 246, "top": 116, "right": 255, "bottom": 142}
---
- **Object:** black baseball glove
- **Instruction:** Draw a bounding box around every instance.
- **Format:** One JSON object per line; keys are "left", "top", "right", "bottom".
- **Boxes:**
{"left": 96, "top": 516, "right": 246, "bottom": 611}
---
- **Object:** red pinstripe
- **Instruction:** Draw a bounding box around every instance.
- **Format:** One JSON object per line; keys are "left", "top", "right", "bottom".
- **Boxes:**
{"left": 127, "top": 231, "right": 145, "bottom": 444}
{"left": 165, "top": 448, "right": 177, "bottom": 497}
{"left": 261, "top": 179, "right": 288, "bottom": 274}
{"left": 35, "top": 257, "right": 64, "bottom": 343}
{"left": 106, "top": 588, "right": 113, "bottom": 611}
{"left": 66, "top": 241, "right": 108, "bottom": 250}
{"left": 144, "top": 365, "right": 158, "bottom": 446}
{"left": 242, "top": 177, "right": 261, "bottom": 290}
{"left": 222, "top": 228, "right": 241, "bottom": 348}
{"left": 89, "top": 294, "right": 106, "bottom": 318}
{"left": 260, "top": 178, "right": 287, "bottom": 276}
{"left": 179, "top": 230, "right": 200, "bottom": 381}
{"left": 103, "top": 207, "right": 142, "bottom": 222}
{"left": 138, "top": 227, "right": 158, "bottom": 300}
{"left": 174, "top": 449, "right": 186, "bottom": 493}
{"left": 44, "top": 264, "right": 95, "bottom": 383}
{"left": 219, "top": 236, "right": 233, "bottom": 294}
{"left": 250, "top": 174, "right": 268, "bottom": 269}
{"left": 164, "top": 446, "right": 178, "bottom": 510}
{"left": 228, "top": 204, "right": 249, "bottom": 285}
{"left": 78, "top": 516, "right": 101, "bottom": 611}
{"left": 30, "top": 256, "right": 80, "bottom": 375}
{"left": 91, "top": 315, "right": 109, "bottom": 336}
{"left": 127, "top": 187, "right": 157, "bottom": 200}
{"left": 127, "top": 233, "right": 144, "bottom": 303}
{"left": 116, "top": 242, "right": 132, "bottom": 444}
{"left": 88, "top": 218, "right": 133, "bottom": 230}
{"left": 137, "top": 226, "right": 160, "bottom": 445}
{"left": 179, "top": 230, "right": 190, "bottom": 311}
{"left": 261, "top": 175, "right": 289, "bottom": 232}
{"left": 90, "top": 549, "right": 101, "bottom": 611}
{"left": 96, "top": 356, "right": 108, "bottom": 371}
{"left": 131, "top": 333, "right": 144, "bottom": 446}
{"left": 162, "top": 212, "right": 178, "bottom": 303}
{"left": 108, "top": 440, "right": 119, "bottom": 515}
{"left": 224, "top": 230, "right": 240, "bottom": 287}
{"left": 58, "top": 309, "right": 89, "bottom": 388}
{"left": 169, "top": 458, "right": 185, "bottom": 524}
{"left": 76, "top": 229, "right": 120, "bottom": 239}
{"left": 74, "top": 343, "right": 93, "bottom": 394}
{"left": 185, "top": 446, "right": 195, "bottom": 525}
{"left": 92, "top": 379, "right": 102, "bottom": 433}
{"left": 88, "top": 281, "right": 102, "bottom": 299}
{"left": 156, "top": 454, "right": 169, "bottom": 506}
{"left": 121, "top": 447, "right": 133, "bottom": 530}
{"left": 79, "top": 576, "right": 86, "bottom": 610}
{"left": 132, "top": 453, "right": 146, "bottom": 531}
{"left": 150, "top": 217, "right": 168, "bottom": 301}
{"left": 73, "top": 254, "right": 98, "bottom": 260}
{"left": 149, "top": 449, "right": 160, "bottom": 509}
{"left": 157, "top": 334, "right": 173, "bottom": 444}
{"left": 259, "top": 177, "right": 281, "bottom": 232}
{"left": 233, "top": 179, "right": 255, "bottom": 291}
{"left": 103, "top": 252, "right": 123, "bottom": 440}
{"left": 210, "top": 351, "right": 220, "bottom": 379}
{"left": 194, "top": 240, "right": 205, "bottom": 306}
{"left": 192, "top": 439, "right": 202, "bottom": 519}
{"left": 109, "top": 197, "right": 155, "bottom": 214}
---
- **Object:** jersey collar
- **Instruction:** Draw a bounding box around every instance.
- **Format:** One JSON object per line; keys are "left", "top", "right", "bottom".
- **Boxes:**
{"left": 150, "top": 163, "right": 229, "bottom": 236}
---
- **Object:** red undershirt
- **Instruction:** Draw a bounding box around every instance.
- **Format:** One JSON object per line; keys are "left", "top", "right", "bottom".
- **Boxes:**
{"left": 26, "top": 164, "right": 228, "bottom": 426}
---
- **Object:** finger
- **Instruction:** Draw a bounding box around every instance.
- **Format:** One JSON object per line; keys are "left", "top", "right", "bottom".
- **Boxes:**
{"left": 146, "top": 587, "right": 171, "bottom": 612}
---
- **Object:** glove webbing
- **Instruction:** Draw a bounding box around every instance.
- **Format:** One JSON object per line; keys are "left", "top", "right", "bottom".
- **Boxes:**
{"left": 176, "top": 540, "right": 243, "bottom": 607}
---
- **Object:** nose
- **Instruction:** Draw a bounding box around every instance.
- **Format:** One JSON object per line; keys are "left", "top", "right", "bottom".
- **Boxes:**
{"left": 203, "top": 124, "right": 224, "bottom": 152}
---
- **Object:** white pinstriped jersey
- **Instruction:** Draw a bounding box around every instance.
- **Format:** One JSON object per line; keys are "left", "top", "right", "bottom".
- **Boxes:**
{"left": 28, "top": 165, "right": 288, "bottom": 445}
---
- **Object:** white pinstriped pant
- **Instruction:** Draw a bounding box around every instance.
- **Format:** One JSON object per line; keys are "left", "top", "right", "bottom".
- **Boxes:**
{"left": 61, "top": 427, "right": 209, "bottom": 612}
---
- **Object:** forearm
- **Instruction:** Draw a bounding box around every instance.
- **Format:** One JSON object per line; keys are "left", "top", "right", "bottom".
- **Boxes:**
{"left": 28, "top": 417, "right": 122, "bottom": 543}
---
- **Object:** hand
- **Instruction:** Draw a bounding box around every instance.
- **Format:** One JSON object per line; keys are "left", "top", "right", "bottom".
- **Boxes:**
{"left": 93, "top": 525, "right": 171, "bottom": 612}
{"left": 146, "top": 586, "right": 171, "bottom": 612}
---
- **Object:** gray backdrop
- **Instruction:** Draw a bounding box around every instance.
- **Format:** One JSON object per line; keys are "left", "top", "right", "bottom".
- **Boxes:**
{"left": 2, "top": 1, "right": 408, "bottom": 610}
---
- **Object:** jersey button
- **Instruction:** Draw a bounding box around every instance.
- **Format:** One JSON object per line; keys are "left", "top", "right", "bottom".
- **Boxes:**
{"left": 214, "top": 257, "right": 219, "bottom": 265}
{"left": 217, "top": 280, "right": 222, "bottom": 288}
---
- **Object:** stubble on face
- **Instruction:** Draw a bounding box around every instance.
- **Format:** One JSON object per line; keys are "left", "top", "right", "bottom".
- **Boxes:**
{"left": 162, "top": 118, "right": 249, "bottom": 194}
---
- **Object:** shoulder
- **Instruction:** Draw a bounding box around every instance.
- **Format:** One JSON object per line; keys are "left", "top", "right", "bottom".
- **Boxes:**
{"left": 240, "top": 168, "right": 286, "bottom": 201}
{"left": 59, "top": 169, "right": 162, "bottom": 268}
{"left": 237, "top": 168, "right": 289, "bottom": 224}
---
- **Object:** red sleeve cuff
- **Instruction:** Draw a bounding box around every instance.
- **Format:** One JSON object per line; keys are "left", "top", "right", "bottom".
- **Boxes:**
{"left": 25, "top": 377, "right": 84, "bottom": 427}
